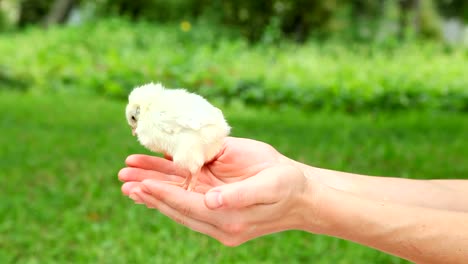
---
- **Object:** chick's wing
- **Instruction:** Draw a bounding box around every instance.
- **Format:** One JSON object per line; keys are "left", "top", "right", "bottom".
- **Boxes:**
{"left": 153, "top": 106, "right": 221, "bottom": 134}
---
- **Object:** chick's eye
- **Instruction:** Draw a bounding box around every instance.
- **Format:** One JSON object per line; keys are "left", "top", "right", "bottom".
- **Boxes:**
{"left": 131, "top": 116, "right": 136, "bottom": 121}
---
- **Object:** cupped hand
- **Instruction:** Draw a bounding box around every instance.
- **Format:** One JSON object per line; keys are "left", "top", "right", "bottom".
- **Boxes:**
{"left": 118, "top": 137, "right": 321, "bottom": 246}
{"left": 120, "top": 137, "right": 292, "bottom": 194}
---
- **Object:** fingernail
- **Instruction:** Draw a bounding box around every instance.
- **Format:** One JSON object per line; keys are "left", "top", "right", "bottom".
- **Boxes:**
{"left": 206, "top": 191, "right": 223, "bottom": 209}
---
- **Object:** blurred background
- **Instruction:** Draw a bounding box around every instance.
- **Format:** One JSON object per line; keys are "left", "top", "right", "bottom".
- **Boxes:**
{"left": 1, "top": 1, "right": 467, "bottom": 263}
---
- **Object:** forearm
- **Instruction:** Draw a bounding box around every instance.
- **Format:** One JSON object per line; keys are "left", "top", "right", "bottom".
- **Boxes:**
{"left": 294, "top": 161, "right": 468, "bottom": 212}
{"left": 302, "top": 185, "right": 468, "bottom": 263}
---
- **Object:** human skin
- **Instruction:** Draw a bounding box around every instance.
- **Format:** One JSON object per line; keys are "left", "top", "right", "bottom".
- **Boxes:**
{"left": 118, "top": 137, "right": 468, "bottom": 263}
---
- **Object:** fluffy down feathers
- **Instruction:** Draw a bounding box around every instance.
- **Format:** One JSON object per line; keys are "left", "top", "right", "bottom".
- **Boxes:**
{"left": 125, "top": 82, "right": 230, "bottom": 190}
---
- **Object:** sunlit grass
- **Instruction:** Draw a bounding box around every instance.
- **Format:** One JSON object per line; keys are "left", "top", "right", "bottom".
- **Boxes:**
{"left": 1, "top": 91, "right": 467, "bottom": 263}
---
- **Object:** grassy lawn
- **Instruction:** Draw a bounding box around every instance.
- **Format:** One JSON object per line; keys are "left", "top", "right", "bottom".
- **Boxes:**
{"left": 1, "top": 90, "right": 467, "bottom": 263}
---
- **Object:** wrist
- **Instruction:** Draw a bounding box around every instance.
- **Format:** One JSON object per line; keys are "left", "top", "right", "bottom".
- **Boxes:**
{"left": 292, "top": 166, "right": 333, "bottom": 235}
{"left": 297, "top": 179, "right": 360, "bottom": 238}
{"left": 283, "top": 157, "right": 360, "bottom": 234}
{"left": 293, "top": 159, "right": 360, "bottom": 195}
{"left": 291, "top": 160, "right": 358, "bottom": 236}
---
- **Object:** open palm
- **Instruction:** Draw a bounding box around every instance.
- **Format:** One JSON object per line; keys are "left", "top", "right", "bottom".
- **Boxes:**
{"left": 119, "top": 137, "right": 312, "bottom": 246}
{"left": 119, "top": 137, "right": 291, "bottom": 194}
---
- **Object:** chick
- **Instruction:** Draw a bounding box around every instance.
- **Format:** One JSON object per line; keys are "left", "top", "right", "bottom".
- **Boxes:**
{"left": 125, "top": 82, "right": 230, "bottom": 191}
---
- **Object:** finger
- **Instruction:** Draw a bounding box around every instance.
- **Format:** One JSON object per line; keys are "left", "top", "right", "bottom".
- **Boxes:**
{"left": 135, "top": 188, "right": 289, "bottom": 246}
{"left": 121, "top": 183, "right": 145, "bottom": 203}
{"left": 118, "top": 167, "right": 184, "bottom": 183}
{"left": 125, "top": 154, "right": 188, "bottom": 177}
{"left": 140, "top": 180, "right": 227, "bottom": 225}
{"left": 121, "top": 182, "right": 142, "bottom": 195}
{"left": 131, "top": 189, "right": 226, "bottom": 241}
{"left": 204, "top": 167, "right": 287, "bottom": 209}
{"left": 138, "top": 180, "right": 293, "bottom": 245}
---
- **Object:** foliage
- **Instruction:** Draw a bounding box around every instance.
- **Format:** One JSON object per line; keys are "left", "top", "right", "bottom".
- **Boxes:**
{"left": 0, "top": 11, "right": 7, "bottom": 31}
{"left": 1, "top": 19, "right": 467, "bottom": 112}
{"left": 16, "top": 0, "right": 53, "bottom": 27}
{"left": 1, "top": 90, "right": 467, "bottom": 263}
{"left": 418, "top": 0, "right": 443, "bottom": 39}
{"left": 437, "top": 0, "right": 468, "bottom": 22}
{"left": 87, "top": 0, "right": 446, "bottom": 42}
{"left": 2, "top": 0, "right": 460, "bottom": 42}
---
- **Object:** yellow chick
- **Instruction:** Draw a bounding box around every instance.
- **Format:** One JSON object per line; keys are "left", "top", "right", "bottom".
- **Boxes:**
{"left": 125, "top": 83, "right": 230, "bottom": 191}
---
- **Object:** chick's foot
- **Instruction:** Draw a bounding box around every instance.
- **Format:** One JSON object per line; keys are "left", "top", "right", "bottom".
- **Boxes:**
{"left": 162, "top": 174, "right": 192, "bottom": 190}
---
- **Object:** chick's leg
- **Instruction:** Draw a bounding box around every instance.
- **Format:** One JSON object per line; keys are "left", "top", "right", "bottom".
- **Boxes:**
{"left": 180, "top": 173, "right": 192, "bottom": 189}
{"left": 162, "top": 171, "right": 195, "bottom": 190}
{"left": 162, "top": 179, "right": 189, "bottom": 187}
{"left": 162, "top": 165, "right": 194, "bottom": 189}
{"left": 187, "top": 169, "right": 201, "bottom": 192}
{"left": 171, "top": 138, "right": 204, "bottom": 191}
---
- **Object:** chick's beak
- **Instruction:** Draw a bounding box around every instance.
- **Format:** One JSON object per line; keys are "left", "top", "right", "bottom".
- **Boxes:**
{"left": 131, "top": 127, "right": 136, "bottom": 136}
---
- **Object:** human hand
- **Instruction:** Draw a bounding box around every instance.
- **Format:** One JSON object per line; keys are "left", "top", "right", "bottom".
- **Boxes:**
{"left": 120, "top": 137, "right": 294, "bottom": 194}
{"left": 118, "top": 137, "right": 323, "bottom": 245}
{"left": 119, "top": 137, "right": 468, "bottom": 262}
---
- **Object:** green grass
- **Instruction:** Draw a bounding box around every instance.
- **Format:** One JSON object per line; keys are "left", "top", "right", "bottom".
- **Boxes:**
{"left": 1, "top": 19, "right": 467, "bottom": 112}
{"left": 1, "top": 90, "right": 467, "bottom": 263}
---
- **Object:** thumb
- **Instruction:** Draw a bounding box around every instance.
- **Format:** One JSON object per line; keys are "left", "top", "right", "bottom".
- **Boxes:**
{"left": 204, "top": 169, "right": 280, "bottom": 210}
